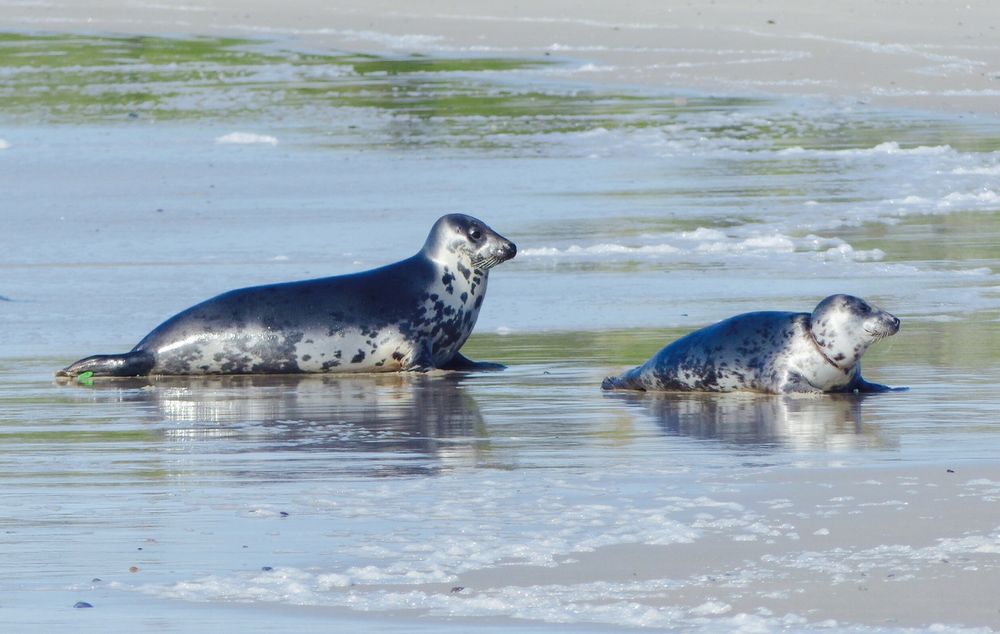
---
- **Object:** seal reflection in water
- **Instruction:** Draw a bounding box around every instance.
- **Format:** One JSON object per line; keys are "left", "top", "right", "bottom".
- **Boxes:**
{"left": 58, "top": 214, "right": 516, "bottom": 377}
{"left": 602, "top": 294, "right": 900, "bottom": 394}
{"left": 607, "top": 391, "right": 896, "bottom": 452}
{"left": 64, "top": 374, "right": 493, "bottom": 477}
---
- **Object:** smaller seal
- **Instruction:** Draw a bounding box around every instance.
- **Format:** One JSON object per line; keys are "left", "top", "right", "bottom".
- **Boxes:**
{"left": 602, "top": 294, "right": 900, "bottom": 394}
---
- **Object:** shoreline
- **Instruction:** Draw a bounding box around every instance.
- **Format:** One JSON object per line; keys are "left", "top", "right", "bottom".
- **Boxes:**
{"left": 2, "top": 0, "right": 1000, "bottom": 116}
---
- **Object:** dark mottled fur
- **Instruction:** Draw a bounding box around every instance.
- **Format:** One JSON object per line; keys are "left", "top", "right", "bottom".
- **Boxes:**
{"left": 59, "top": 214, "right": 515, "bottom": 377}
{"left": 603, "top": 295, "right": 900, "bottom": 394}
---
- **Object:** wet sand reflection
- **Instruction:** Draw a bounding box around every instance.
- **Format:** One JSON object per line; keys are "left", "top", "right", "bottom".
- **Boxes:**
{"left": 57, "top": 373, "right": 493, "bottom": 476}
{"left": 605, "top": 391, "right": 897, "bottom": 452}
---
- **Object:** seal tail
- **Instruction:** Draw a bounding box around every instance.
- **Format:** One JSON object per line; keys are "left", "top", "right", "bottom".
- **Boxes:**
{"left": 57, "top": 351, "right": 156, "bottom": 378}
{"left": 601, "top": 375, "right": 620, "bottom": 390}
{"left": 601, "top": 369, "right": 644, "bottom": 391}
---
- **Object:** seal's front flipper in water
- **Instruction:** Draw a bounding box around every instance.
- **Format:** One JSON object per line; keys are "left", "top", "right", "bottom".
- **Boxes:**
{"left": 57, "top": 350, "right": 155, "bottom": 378}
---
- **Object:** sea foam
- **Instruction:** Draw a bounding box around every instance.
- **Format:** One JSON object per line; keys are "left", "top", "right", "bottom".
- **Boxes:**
{"left": 215, "top": 132, "right": 279, "bottom": 145}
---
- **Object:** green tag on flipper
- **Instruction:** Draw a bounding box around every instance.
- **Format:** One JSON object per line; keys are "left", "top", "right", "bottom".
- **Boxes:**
{"left": 77, "top": 371, "right": 94, "bottom": 386}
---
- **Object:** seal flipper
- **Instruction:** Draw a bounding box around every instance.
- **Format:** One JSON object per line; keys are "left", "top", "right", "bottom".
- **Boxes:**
{"left": 439, "top": 352, "right": 506, "bottom": 371}
{"left": 403, "top": 340, "right": 436, "bottom": 373}
{"left": 601, "top": 370, "right": 645, "bottom": 391}
{"left": 780, "top": 372, "right": 825, "bottom": 394}
{"left": 849, "top": 378, "right": 898, "bottom": 393}
{"left": 57, "top": 350, "right": 155, "bottom": 378}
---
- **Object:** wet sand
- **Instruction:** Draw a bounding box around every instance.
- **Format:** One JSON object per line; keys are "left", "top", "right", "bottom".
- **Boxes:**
{"left": 4, "top": 0, "right": 1000, "bottom": 114}
{"left": 4, "top": 355, "right": 1000, "bottom": 631}
{"left": 452, "top": 463, "right": 1000, "bottom": 628}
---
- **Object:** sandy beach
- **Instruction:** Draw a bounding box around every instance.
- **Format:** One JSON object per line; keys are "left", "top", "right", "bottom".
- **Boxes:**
{"left": 3, "top": 1, "right": 1000, "bottom": 632}
{"left": 4, "top": 0, "right": 1000, "bottom": 114}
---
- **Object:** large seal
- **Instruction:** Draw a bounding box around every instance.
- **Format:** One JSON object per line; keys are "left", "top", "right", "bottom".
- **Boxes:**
{"left": 602, "top": 294, "right": 900, "bottom": 394}
{"left": 58, "top": 214, "right": 516, "bottom": 377}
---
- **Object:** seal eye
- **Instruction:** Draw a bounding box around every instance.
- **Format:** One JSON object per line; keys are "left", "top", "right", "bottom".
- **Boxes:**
{"left": 469, "top": 228, "right": 482, "bottom": 241}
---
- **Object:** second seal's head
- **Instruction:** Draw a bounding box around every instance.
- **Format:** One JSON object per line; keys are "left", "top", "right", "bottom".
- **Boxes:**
{"left": 810, "top": 294, "right": 900, "bottom": 367}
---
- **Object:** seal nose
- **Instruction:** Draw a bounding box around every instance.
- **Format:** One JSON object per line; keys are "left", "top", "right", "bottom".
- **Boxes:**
{"left": 891, "top": 316, "right": 901, "bottom": 332}
{"left": 494, "top": 238, "right": 516, "bottom": 261}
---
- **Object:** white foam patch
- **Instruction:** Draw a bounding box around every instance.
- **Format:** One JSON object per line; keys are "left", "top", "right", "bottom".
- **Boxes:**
{"left": 520, "top": 243, "right": 681, "bottom": 257}
{"left": 936, "top": 533, "right": 1000, "bottom": 554}
{"left": 572, "top": 63, "right": 617, "bottom": 74}
{"left": 695, "top": 234, "right": 795, "bottom": 254}
{"left": 893, "top": 195, "right": 931, "bottom": 205}
{"left": 520, "top": 230, "right": 885, "bottom": 264}
{"left": 762, "top": 524, "right": 1000, "bottom": 584}
{"left": 966, "top": 479, "right": 1000, "bottom": 486}
{"left": 777, "top": 141, "right": 953, "bottom": 158}
{"left": 955, "top": 267, "right": 992, "bottom": 276}
{"left": 689, "top": 600, "right": 733, "bottom": 616}
{"left": 874, "top": 86, "right": 1000, "bottom": 98}
{"left": 229, "top": 24, "right": 445, "bottom": 50}
{"left": 938, "top": 189, "right": 1000, "bottom": 206}
{"left": 0, "top": 139, "right": 9, "bottom": 150}
{"left": 819, "top": 244, "right": 886, "bottom": 262}
{"left": 680, "top": 227, "right": 727, "bottom": 241}
{"left": 139, "top": 572, "right": 816, "bottom": 629}
{"left": 952, "top": 165, "right": 1000, "bottom": 175}
{"left": 134, "top": 567, "right": 874, "bottom": 632}
{"left": 215, "top": 132, "right": 279, "bottom": 145}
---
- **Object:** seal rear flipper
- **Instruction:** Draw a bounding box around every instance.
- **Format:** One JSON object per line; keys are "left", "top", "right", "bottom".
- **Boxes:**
{"left": 439, "top": 352, "right": 506, "bottom": 371}
{"left": 602, "top": 372, "right": 645, "bottom": 391}
{"left": 57, "top": 350, "right": 156, "bottom": 378}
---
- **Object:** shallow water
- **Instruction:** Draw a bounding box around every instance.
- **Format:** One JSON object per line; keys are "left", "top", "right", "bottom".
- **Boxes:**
{"left": 3, "top": 33, "right": 1000, "bottom": 632}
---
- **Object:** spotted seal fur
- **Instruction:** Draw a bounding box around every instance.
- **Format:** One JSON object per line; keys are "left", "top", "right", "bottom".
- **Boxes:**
{"left": 602, "top": 294, "right": 899, "bottom": 394}
{"left": 58, "top": 214, "right": 516, "bottom": 377}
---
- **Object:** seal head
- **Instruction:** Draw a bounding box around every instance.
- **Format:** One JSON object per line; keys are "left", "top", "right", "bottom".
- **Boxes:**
{"left": 423, "top": 213, "right": 517, "bottom": 271}
{"left": 807, "top": 294, "right": 899, "bottom": 371}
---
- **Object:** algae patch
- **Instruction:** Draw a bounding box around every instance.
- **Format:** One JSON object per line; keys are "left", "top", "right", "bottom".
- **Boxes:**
{"left": 3, "top": 32, "right": 999, "bottom": 154}
{"left": 0, "top": 32, "right": 745, "bottom": 146}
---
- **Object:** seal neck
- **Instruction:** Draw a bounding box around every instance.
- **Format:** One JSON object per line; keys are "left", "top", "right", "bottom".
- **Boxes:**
{"left": 806, "top": 321, "right": 846, "bottom": 372}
